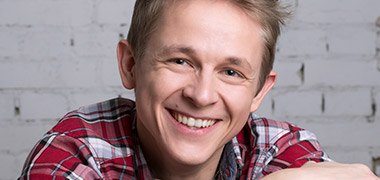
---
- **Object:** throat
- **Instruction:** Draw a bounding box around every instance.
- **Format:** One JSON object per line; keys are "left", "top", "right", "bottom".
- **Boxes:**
{"left": 135, "top": 114, "right": 225, "bottom": 180}
{"left": 139, "top": 136, "right": 224, "bottom": 180}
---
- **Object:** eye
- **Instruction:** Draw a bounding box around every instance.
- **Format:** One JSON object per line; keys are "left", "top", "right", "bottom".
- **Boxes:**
{"left": 224, "top": 69, "right": 243, "bottom": 78}
{"left": 168, "top": 58, "right": 195, "bottom": 69}
{"left": 168, "top": 58, "right": 189, "bottom": 65}
{"left": 173, "top": 58, "right": 186, "bottom": 65}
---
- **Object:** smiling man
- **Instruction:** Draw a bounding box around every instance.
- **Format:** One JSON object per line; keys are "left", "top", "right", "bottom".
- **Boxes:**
{"left": 19, "top": 0, "right": 377, "bottom": 179}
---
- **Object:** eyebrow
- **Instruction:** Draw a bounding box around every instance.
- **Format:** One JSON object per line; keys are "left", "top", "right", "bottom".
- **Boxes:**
{"left": 225, "top": 57, "right": 254, "bottom": 73}
{"left": 158, "top": 45, "right": 196, "bottom": 56}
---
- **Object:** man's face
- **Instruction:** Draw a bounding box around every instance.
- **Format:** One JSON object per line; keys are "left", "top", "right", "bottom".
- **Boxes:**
{"left": 120, "top": 0, "right": 275, "bottom": 166}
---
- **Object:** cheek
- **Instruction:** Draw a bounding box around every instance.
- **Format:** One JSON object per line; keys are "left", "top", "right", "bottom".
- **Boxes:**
{"left": 221, "top": 87, "right": 254, "bottom": 119}
{"left": 136, "top": 69, "right": 188, "bottom": 102}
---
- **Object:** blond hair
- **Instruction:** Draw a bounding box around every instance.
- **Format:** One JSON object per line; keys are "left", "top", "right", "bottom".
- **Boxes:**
{"left": 127, "top": 0, "right": 288, "bottom": 92}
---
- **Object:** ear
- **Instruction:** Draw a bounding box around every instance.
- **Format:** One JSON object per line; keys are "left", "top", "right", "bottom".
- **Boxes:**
{"left": 117, "top": 40, "right": 136, "bottom": 89}
{"left": 250, "top": 71, "right": 276, "bottom": 112}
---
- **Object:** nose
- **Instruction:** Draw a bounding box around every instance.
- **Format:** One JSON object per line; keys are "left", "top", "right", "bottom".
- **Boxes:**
{"left": 182, "top": 74, "right": 219, "bottom": 108}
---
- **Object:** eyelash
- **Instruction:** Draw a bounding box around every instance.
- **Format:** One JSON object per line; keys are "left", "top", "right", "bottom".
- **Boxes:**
{"left": 168, "top": 58, "right": 190, "bottom": 66}
{"left": 223, "top": 69, "right": 245, "bottom": 79}
{"left": 167, "top": 58, "right": 246, "bottom": 79}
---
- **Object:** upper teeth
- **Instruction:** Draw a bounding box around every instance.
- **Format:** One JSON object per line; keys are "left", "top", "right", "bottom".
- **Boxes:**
{"left": 174, "top": 113, "right": 216, "bottom": 128}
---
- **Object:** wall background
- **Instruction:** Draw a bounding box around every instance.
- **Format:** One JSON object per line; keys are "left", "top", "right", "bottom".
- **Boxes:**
{"left": 0, "top": 0, "right": 379, "bottom": 179}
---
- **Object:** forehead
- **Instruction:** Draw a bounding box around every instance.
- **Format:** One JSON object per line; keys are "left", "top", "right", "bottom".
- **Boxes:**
{"left": 146, "top": 0, "right": 264, "bottom": 66}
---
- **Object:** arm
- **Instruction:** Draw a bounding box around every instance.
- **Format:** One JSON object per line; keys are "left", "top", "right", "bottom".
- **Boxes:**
{"left": 259, "top": 123, "right": 378, "bottom": 179}
{"left": 263, "top": 161, "right": 379, "bottom": 180}
{"left": 247, "top": 118, "right": 378, "bottom": 179}
{"left": 19, "top": 133, "right": 101, "bottom": 179}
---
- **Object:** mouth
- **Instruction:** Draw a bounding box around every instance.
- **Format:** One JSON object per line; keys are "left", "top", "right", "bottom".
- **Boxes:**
{"left": 170, "top": 111, "right": 218, "bottom": 129}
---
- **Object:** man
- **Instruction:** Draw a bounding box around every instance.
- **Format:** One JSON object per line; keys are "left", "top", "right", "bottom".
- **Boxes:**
{"left": 19, "top": 0, "right": 377, "bottom": 179}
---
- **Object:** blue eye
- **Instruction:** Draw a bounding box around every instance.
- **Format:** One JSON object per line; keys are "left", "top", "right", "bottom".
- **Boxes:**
{"left": 225, "top": 69, "right": 240, "bottom": 77}
{"left": 173, "top": 58, "right": 186, "bottom": 65}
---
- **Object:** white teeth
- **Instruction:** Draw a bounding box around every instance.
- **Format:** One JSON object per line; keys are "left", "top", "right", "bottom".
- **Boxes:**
{"left": 173, "top": 112, "right": 216, "bottom": 128}
{"left": 195, "top": 119, "right": 202, "bottom": 128}
{"left": 182, "top": 115, "right": 188, "bottom": 124}
{"left": 176, "top": 114, "right": 181, "bottom": 123}
{"left": 202, "top": 120, "right": 208, "bottom": 128}
{"left": 187, "top": 117, "right": 195, "bottom": 126}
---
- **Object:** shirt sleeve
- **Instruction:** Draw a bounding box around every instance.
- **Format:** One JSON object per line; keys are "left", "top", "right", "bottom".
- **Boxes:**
{"left": 18, "top": 132, "right": 102, "bottom": 180}
{"left": 261, "top": 124, "right": 331, "bottom": 176}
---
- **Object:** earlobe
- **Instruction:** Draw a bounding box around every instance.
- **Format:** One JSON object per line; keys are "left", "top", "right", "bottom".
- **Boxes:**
{"left": 117, "top": 40, "right": 136, "bottom": 89}
{"left": 250, "top": 71, "right": 276, "bottom": 112}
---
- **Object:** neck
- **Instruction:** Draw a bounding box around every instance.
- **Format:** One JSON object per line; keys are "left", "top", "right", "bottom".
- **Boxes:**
{"left": 136, "top": 120, "right": 224, "bottom": 180}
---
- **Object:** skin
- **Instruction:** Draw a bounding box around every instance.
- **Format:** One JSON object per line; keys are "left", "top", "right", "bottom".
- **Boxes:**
{"left": 263, "top": 161, "right": 379, "bottom": 180}
{"left": 117, "top": 0, "right": 275, "bottom": 179}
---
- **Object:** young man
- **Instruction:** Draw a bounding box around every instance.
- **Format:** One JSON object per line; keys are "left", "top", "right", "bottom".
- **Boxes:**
{"left": 19, "top": 0, "right": 377, "bottom": 179}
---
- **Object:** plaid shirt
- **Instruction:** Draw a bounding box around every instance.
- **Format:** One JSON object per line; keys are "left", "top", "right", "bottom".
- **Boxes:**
{"left": 19, "top": 98, "right": 330, "bottom": 180}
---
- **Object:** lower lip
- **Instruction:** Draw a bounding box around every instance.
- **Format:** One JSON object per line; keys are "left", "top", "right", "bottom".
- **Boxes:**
{"left": 166, "top": 109, "right": 219, "bottom": 136}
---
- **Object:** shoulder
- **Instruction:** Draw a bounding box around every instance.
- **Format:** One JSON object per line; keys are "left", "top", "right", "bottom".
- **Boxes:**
{"left": 241, "top": 114, "right": 330, "bottom": 178}
{"left": 19, "top": 98, "right": 138, "bottom": 179}
{"left": 247, "top": 114, "right": 314, "bottom": 146}
{"left": 51, "top": 97, "right": 136, "bottom": 138}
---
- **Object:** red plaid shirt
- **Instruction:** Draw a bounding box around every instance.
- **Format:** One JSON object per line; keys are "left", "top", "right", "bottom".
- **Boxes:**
{"left": 19, "top": 98, "right": 330, "bottom": 179}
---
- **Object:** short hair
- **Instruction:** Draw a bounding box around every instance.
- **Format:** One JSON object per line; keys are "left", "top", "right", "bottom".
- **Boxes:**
{"left": 127, "top": 0, "right": 288, "bottom": 93}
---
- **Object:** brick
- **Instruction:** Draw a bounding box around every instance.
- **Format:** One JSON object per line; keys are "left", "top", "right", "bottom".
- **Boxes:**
{"left": 0, "top": 60, "right": 100, "bottom": 88}
{"left": 100, "top": 59, "right": 123, "bottom": 87}
{"left": 96, "top": 0, "right": 135, "bottom": 25}
{"left": 305, "top": 60, "right": 380, "bottom": 87}
{"left": 20, "top": 92, "right": 69, "bottom": 120}
{"left": 0, "top": 93, "right": 15, "bottom": 119}
{"left": 327, "top": 25, "right": 376, "bottom": 56}
{"left": 375, "top": 90, "right": 380, "bottom": 117}
{"left": 277, "top": 27, "right": 327, "bottom": 56}
{"left": 19, "top": 27, "right": 73, "bottom": 60}
{"left": 15, "top": 152, "right": 30, "bottom": 178}
{"left": 0, "top": 153, "right": 18, "bottom": 179}
{"left": 0, "top": 26, "right": 73, "bottom": 60}
{"left": 57, "top": 60, "right": 100, "bottom": 87}
{"left": 0, "top": 0, "right": 93, "bottom": 26}
{"left": 323, "top": 147, "right": 373, "bottom": 167}
{"left": 69, "top": 91, "right": 122, "bottom": 110}
{"left": 296, "top": 0, "right": 380, "bottom": 24}
{"left": 296, "top": 119, "right": 380, "bottom": 147}
{"left": 0, "top": 124, "right": 53, "bottom": 152}
{"left": 0, "top": 61, "right": 57, "bottom": 88}
{"left": 273, "top": 91, "right": 322, "bottom": 116}
{"left": 255, "top": 90, "right": 274, "bottom": 118}
{"left": 120, "top": 90, "right": 136, "bottom": 101}
{"left": 73, "top": 28, "right": 120, "bottom": 57}
{"left": 324, "top": 88, "right": 372, "bottom": 116}
{"left": 273, "top": 61, "right": 303, "bottom": 87}
{"left": 0, "top": 27, "right": 26, "bottom": 57}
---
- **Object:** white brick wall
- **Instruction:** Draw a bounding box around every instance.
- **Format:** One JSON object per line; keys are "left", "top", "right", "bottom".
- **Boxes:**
{"left": 324, "top": 88, "right": 372, "bottom": 116}
{"left": 305, "top": 59, "right": 380, "bottom": 87}
{"left": 19, "top": 91, "right": 69, "bottom": 120}
{"left": 0, "top": 93, "right": 15, "bottom": 120}
{"left": 273, "top": 61, "right": 303, "bottom": 87}
{"left": 0, "top": 0, "right": 93, "bottom": 26}
{"left": 0, "top": 0, "right": 379, "bottom": 179}
{"left": 273, "top": 90, "right": 323, "bottom": 116}
{"left": 296, "top": 0, "right": 380, "bottom": 24}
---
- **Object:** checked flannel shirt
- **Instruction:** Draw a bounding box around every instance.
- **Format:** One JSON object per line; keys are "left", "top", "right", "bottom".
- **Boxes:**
{"left": 19, "top": 98, "right": 330, "bottom": 179}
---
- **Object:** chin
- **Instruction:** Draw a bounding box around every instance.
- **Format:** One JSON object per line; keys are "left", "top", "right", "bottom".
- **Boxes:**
{"left": 165, "top": 139, "right": 222, "bottom": 167}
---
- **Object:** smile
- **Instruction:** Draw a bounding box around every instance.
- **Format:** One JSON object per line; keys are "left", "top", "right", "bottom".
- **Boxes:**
{"left": 172, "top": 111, "right": 217, "bottom": 128}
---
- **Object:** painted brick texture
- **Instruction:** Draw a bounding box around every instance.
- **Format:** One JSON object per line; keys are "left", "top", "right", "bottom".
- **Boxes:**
{"left": 0, "top": 0, "right": 379, "bottom": 179}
